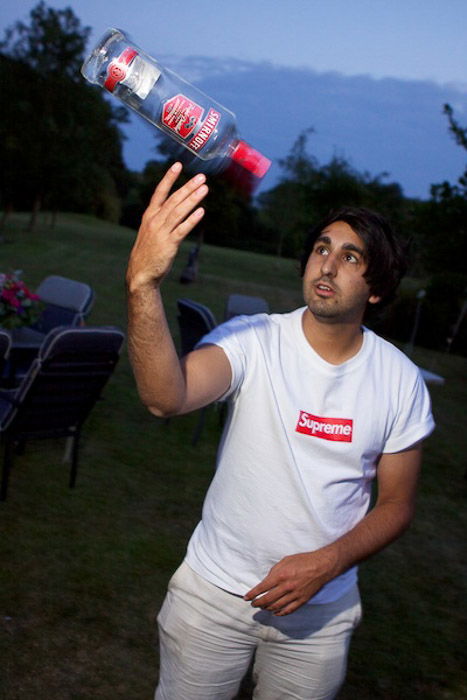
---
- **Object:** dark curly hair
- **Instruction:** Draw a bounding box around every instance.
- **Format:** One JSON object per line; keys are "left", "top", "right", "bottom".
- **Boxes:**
{"left": 300, "top": 206, "right": 408, "bottom": 310}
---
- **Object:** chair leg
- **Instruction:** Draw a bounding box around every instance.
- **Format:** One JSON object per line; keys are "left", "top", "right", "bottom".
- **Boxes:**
{"left": 218, "top": 402, "right": 228, "bottom": 429}
{"left": 1, "top": 439, "right": 15, "bottom": 502}
{"left": 63, "top": 436, "right": 73, "bottom": 463}
{"left": 68, "top": 431, "right": 80, "bottom": 489}
{"left": 15, "top": 439, "right": 26, "bottom": 456}
{"left": 192, "top": 407, "right": 207, "bottom": 446}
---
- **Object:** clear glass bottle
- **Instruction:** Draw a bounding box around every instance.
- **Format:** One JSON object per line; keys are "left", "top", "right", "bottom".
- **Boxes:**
{"left": 81, "top": 28, "right": 271, "bottom": 180}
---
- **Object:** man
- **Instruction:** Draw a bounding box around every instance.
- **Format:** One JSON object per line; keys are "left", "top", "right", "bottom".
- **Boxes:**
{"left": 127, "top": 163, "right": 435, "bottom": 700}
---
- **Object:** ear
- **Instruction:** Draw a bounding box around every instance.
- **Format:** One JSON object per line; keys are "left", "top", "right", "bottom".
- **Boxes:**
{"left": 368, "top": 294, "right": 382, "bottom": 305}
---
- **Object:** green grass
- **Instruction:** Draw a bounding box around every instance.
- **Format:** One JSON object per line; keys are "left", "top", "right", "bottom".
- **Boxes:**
{"left": 0, "top": 212, "right": 466, "bottom": 699}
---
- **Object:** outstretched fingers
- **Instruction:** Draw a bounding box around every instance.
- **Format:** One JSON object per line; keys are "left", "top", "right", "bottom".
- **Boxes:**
{"left": 147, "top": 163, "right": 207, "bottom": 213}
{"left": 172, "top": 201, "right": 206, "bottom": 241}
{"left": 144, "top": 165, "right": 208, "bottom": 240}
{"left": 156, "top": 179, "right": 207, "bottom": 239}
{"left": 147, "top": 162, "right": 184, "bottom": 210}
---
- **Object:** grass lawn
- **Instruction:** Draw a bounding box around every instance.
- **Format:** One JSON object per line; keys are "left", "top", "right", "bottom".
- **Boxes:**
{"left": 0, "top": 212, "right": 466, "bottom": 699}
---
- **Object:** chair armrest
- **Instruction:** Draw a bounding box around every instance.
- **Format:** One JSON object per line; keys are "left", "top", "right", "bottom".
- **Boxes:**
{"left": 0, "top": 390, "right": 20, "bottom": 407}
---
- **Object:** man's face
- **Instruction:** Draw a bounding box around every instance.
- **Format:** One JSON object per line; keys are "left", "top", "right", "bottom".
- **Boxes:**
{"left": 302, "top": 221, "right": 380, "bottom": 324}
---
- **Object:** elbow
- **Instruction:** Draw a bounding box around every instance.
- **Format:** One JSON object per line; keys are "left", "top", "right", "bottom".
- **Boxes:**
{"left": 146, "top": 404, "right": 169, "bottom": 419}
{"left": 393, "top": 498, "right": 417, "bottom": 530}
{"left": 146, "top": 404, "right": 177, "bottom": 419}
{"left": 380, "top": 498, "right": 417, "bottom": 539}
{"left": 134, "top": 382, "right": 186, "bottom": 418}
{"left": 140, "top": 395, "right": 184, "bottom": 419}
{"left": 400, "top": 503, "right": 417, "bottom": 533}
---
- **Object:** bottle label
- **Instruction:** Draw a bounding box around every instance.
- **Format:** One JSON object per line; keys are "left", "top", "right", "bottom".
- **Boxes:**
{"left": 188, "top": 108, "right": 221, "bottom": 152}
{"left": 162, "top": 94, "right": 220, "bottom": 151}
{"left": 162, "top": 94, "right": 203, "bottom": 139}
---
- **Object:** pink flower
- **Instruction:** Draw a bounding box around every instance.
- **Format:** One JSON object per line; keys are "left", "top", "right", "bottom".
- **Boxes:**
{"left": 2, "top": 289, "right": 21, "bottom": 307}
{"left": 0, "top": 271, "right": 43, "bottom": 328}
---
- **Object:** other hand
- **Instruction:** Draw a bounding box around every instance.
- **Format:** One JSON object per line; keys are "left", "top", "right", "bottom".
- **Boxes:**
{"left": 244, "top": 549, "right": 338, "bottom": 616}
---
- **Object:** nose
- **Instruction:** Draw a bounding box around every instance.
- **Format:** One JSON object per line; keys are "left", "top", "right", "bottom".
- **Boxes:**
{"left": 320, "top": 252, "right": 338, "bottom": 277}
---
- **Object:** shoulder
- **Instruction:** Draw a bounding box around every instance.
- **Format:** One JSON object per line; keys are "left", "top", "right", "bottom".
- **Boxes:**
{"left": 363, "top": 329, "right": 431, "bottom": 407}
{"left": 200, "top": 307, "right": 302, "bottom": 348}
{"left": 363, "top": 331, "right": 435, "bottom": 449}
{"left": 365, "top": 328, "right": 422, "bottom": 378}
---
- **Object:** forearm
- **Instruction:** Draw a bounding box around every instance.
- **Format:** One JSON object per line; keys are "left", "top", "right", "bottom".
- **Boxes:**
{"left": 322, "top": 497, "right": 416, "bottom": 582}
{"left": 127, "top": 283, "right": 185, "bottom": 416}
{"left": 324, "top": 447, "right": 422, "bottom": 580}
{"left": 245, "top": 498, "right": 416, "bottom": 617}
{"left": 245, "top": 445, "right": 422, "bottom": 615}
{"left": 125, "top": 162, "right": 209, "bottom": 416}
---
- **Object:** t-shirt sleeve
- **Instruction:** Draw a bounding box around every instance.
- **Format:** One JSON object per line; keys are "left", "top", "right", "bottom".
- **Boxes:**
{"left": 195, "top": 315, "right": 252, "bottom": 400}
{"left": 383, "top": 367, "right": 435, "bottom": 453}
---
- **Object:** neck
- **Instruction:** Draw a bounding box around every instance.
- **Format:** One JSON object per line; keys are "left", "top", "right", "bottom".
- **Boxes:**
{"left": 301, "top": 308, "right": 365, "bottom": 364}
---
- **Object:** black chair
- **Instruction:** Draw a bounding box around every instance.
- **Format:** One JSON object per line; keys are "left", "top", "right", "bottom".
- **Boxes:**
{"left": 0, "top": 326, "right": 125, "bottom": 501}
{"left": 0, "top": 330, "right": 12, "bottom": 384}
{"left": 176, "top": 299, "right": 218, "bottom": 444}
{"left": 33, "top": 274, "right": 95, "bottom": 334}
{"left": 8, "top": 276, "right": 96, "bottom": 383}
{"left": 177, "top": 298, "right": 217, "bottom": 355}
{"left": 224, "top": 293, "right": 270, "bottom": 321}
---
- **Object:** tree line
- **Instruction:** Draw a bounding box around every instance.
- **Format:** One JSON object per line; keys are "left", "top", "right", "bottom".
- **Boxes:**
{"left": 1, "top": 3, "right": 466, "bottom": 353}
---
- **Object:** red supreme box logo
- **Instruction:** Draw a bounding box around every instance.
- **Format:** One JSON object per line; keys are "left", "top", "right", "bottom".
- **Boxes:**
{"left": 296, "top": 411, "right": 353, "bottom": 442}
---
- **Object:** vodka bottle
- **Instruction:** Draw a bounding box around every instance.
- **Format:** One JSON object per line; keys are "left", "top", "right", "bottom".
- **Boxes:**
{"left": 81, "top": 28, "right": 271, "bottom": 183}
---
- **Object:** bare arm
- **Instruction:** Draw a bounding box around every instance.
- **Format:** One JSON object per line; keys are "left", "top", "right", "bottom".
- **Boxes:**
{"left": 126, "top": 163, "right": 231, "bottom": 416}
{"left": 244, "top": 443, "right": 422, "bottom": 615}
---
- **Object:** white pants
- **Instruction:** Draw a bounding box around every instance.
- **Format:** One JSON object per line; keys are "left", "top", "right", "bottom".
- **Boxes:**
{"left": 155, "top": 561, "right": 362, "bottom": 700}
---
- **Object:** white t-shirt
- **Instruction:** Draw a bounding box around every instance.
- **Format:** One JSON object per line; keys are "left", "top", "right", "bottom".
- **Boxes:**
{"left": 185, "top": 307, "right": 435, "bottom": 604}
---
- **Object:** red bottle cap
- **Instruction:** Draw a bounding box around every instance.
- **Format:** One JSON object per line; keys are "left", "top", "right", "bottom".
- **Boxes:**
{"left": 231, "top": 141, "right": 271, "bottom": 179}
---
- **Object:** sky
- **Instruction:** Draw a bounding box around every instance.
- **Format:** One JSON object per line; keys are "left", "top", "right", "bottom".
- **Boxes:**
{"left": 2, "top": 0, "right": 466, "bottom": 87}
{"left": 1, "top": 1, "right": 466, "bottom": 197}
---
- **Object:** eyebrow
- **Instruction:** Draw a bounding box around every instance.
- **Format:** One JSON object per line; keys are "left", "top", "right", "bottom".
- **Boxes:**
{"left": 315, "top": 234, "right": 365, "bottom": 257}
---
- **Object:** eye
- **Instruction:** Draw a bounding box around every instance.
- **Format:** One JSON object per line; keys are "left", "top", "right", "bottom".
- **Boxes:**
{"left": 343, "top": 252, "right": 359, "bottom": 264}
{"left": 314, "top": 245, "right": 329, "bottom": 256}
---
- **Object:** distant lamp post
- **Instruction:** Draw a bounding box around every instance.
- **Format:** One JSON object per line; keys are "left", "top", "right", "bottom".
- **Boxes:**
{"left": 406, "top": 288, "right": 426, "bottom": 356}
{"left": 446, "top": 297, "right": 467, "bottom": 353}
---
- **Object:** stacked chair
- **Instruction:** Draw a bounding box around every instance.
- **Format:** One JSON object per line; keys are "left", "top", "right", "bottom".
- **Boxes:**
{"left": 8, "top": 275, "right": 95, "bottom": 382}
{"left": 0, "top": 326, "right": 125, "bottom": 501}
{"left": 33, "top": 274, "right": 95, "bottom": 334}
{"left": 176, "top": 298, "right": 218, "bottom": 445}
{"left": 224, "top": 293, "right": 270, "bottom": 321}
{"left": 0, "top": 330, "right": 12, "bottom": 377}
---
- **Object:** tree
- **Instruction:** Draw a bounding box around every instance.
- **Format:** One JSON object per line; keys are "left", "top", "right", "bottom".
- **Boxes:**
{"left": 0, "top": 1, "right": 90, "bottom": 78}
{"left": 0, "top": 2, "right": 129, "bottom": 229}
{"left": 411, "top": 104, "right": 467, "bottom": 276}
{"left": 441, "top": 103, "right": 467, "bottom": 195}
{"left": 444, "top": 103, "right": 467, "bottom": 150}
{"left": 399, "top": 104, "right": 467, "bottom": 354}
{"left": 0, "top": 54, "right": 39, "bottom": 225}
{"left": 258, "top": 130, "right": 407, "bottom": 259}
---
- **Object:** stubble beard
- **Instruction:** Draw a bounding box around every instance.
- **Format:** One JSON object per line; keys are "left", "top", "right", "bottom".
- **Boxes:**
{"left": 307, "top": 298, "right": 342, "bottom": 321}
{"left": 305, "top": 285, "right": 367, "bottom": 324}
{"left": 305, "top": 280, "right": 342, "bottom": 321}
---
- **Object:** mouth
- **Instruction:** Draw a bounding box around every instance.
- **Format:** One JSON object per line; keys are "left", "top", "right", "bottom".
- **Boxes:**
{"left": 314, "top": 281, "right": 336, "bottom": 297}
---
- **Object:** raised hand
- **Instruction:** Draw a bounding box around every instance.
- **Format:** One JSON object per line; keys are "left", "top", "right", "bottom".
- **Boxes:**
{"left": 126, "top": 162, "right": 209, "bottom": 292}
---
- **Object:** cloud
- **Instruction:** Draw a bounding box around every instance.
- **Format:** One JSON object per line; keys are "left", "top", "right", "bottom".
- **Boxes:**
{"left": 120, "top": 57, "right": 467, "bottom": 199}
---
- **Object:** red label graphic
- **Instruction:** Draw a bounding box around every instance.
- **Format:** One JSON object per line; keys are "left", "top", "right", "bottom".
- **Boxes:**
{"left": 296, "top": 411, "right": 353, "bottom": 442}
{"left": 188, "top": 108, "right": 221, "bottom": 151}
{"left": 104, "top": 48, "right": 138, "bottom": 92}
{"left": 162, "top": 94, "right": 203, "bottom": 139}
